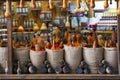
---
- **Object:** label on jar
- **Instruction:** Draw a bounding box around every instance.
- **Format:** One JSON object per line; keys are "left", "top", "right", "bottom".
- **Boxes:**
{"left": 25, "top": 7, "right": 28, "bottom": 14}
{"left": 39, "top": 2, "right": 41, "bottom": 8}
{"left": 24, "top": 21, "right": 27, "bottom": 27}
{"left": 23, "top": 8, "right": 26, "bottom": 14}
{"left": 19, "top": 8, "right": 22, "bottom": 14}
{"left": 17, "top": 7, "right": 19, "bottom": 14}
{"left": 40, "top": 14, "right": 44, "bottom": 19}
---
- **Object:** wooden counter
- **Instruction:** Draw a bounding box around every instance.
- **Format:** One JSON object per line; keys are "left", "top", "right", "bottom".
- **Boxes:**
{"left": 0, "top": 74, "right": 119, "bottom": 79}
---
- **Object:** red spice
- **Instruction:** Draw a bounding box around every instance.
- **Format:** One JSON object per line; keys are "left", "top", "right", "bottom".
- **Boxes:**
{"left": 31, "top": 48, "right": 45, "bottom": 52}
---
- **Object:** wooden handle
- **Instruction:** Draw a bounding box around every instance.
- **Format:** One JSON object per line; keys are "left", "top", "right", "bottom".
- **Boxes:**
{"left": 51, "top": 37, "right": 55, "bottom": 50}
{"left": 90, "top": 0, "right": 95, "bottom": 8}
{"left": 104, "top": 0, "right": 109, "bottom": 8}
{"left": 20, "top": 0, "right": 24, "bottom": 8}
{"left": 76, "top": 34, "right": 81, "bottom": 43}
{"left": 31, "top": 0, "right": 36, "bottom": 9}
{"left": 104, "top": 41, "right": 108, "bottom": 48}
{"left": 5, "top": 0, "right": 11, "bottom": 18}
{"left": 93, "top": 40, "right": 97, "bottom": 48}
{"left": 63, "top": 0, "right": 68, "bottom": 9}
{"left": 76, "top": 0, "right": 80, "bottom": 9}
{"left": 49, "top": 0, "right": 53, "bottom": 9}
{"left": 111, "top": 30, "right": 116, "bottom": 42}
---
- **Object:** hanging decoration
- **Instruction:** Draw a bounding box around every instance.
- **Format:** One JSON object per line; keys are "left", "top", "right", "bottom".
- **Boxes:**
{"left": 80, "top": 0, "right": 89, "bottom": 12}
{"left": 33, "top": 23, "right": 39, "bottom": 32}
{"left": 49, "top": 0, "right": 53, "bottom": 9}
{"left": 31, "top": 0, "right": 36, "bottom": 9}
{"left": 20, "top": 0, "right": 25, "bottom": 8}
{"left": 18, "top": 25, "right": 24, "bottom": 32}
{"left": 5, "top": 0, "right": 11, "bottom": 18}
{"left": 63, "top": 0, "right": 68, "bottom": 9}
{"left": 75, "top": 0, "right": 81, "bottom": 13}
{"left": 40, "top": 23, "right": 47, "bottom": 30}
{"left": 74, "top": 0, "right": 89, "bottom": 14}
{"left": 90, "top": 0, "right": 95, "bottom": 8}
{"left": 104, "top": 0, "right": 109, "bottom": 8}
{"left": 77, "top": 0, "right": 81, "bottom": 9}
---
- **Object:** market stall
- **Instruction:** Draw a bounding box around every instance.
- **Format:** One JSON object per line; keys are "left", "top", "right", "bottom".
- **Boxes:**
{"left": 0, "top": 0, "right": 119, "bottom": 79}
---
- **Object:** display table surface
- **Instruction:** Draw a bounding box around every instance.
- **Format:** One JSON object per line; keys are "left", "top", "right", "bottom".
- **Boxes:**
{"left": 0, "top": 74, "right": 119, "bottom": 79}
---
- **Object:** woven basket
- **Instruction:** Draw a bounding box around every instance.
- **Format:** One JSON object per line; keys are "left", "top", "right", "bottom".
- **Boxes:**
{"left": 30, "top": 50, "right": 46, "bottom": 73}
{"left": 104, "top": 48, "right": 118, "bottom": 73}
{"left": 0, "top": 47, "right": 8, "bottom": 73}
{"left": 83, "top": 47, "right": 104, "bottom": 74}
{"left": 46, "top": 48, "right": 64, "bottom": 69}
{"left": 64, "top": 45, "right": 82, "bottom": 73}
{"left": 13, "top": 47, "right": 30, "bottom": 66}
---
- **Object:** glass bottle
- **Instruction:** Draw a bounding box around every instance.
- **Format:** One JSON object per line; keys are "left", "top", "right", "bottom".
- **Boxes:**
{"left": 17, "top": 61, "right": 21, "bottom": 74}
{"left": 19, "top": 7, "right": 22, "bottom": 14}
{"left": 5, "top": 60, "right": 8, "bottom": 74}
{"left": 23, "top": 7, "right": 26, "bottom": 14}
{"left": 25, "top": 7, "right": 28, "bottom": 14}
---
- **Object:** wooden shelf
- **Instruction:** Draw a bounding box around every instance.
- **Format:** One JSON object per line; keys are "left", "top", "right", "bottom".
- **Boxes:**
{"left": 12, "top": 28, "right": 17, "bottom": 31}
{"left": 30, "top": 8, "right": 41, "bottom": 11}
{"left": 81, "top": 30, "right": 113, "bottom": 34}
{"left": 41, "top": 11, "right": 52, "bottom": 13}
{"left": 17, "top": 14, "right": 28, "bottom": 16}
{"left": 0, "top": 29, "right": 7, "bottom": 31}
{"left": 12, "top": 28, "right": 33, "bottom": 32}
{"left": 81, "top": 30, "right": 91, "bottom": 33}
{"left": 96, "top": 31, "right": 113, "bottom": 34}
{"left": 0, "top": 34, "right": 7, "bottom": 36}
{"left": 0, "top": 74, "right": 119, "bottom": 79}
{"left": 25, "top": 28, "right": 33, "bottom": 31}
{"left": 12, "top": 32, "right": 34, "bottom": 34}
{"left": 0, "top": 24, "right": 7, "bottom": 26}
{"left": 58, "top": 26, "right": 66, "bottom": 29}
{"left": 42, "top": 20, "right": 52, "bottom": 22}
{"left": 40, "top": 29, "right": 50, "bottom": 33}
